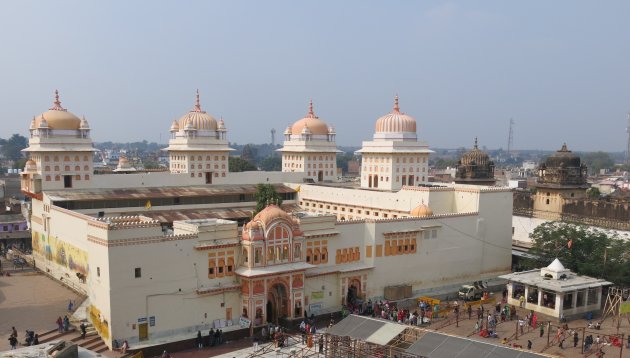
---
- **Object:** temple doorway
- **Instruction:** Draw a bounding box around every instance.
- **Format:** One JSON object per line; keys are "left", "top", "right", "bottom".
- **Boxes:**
{"left": 266, "top": 283, "right": 288, "bottom": 324}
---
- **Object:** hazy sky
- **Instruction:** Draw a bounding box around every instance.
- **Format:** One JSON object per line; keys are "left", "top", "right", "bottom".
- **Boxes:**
{"left": 1, "top": 1, "right": 629, "bottom": 151}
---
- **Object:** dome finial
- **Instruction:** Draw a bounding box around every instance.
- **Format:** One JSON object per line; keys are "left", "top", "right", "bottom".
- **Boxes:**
{"left": 474, "top": 137, "right": 478, "bottom": 149}
{"left": 393, "top": 95, "right": 400, "bottom": 113}
{"left": 308, "top": 99, "right": 314, "bottom": 117}
{"left": 194, "top": 89, "right": 201, "bottom": 112}
{"left": 50, "top": 89, "right": 65, "bottom": 111}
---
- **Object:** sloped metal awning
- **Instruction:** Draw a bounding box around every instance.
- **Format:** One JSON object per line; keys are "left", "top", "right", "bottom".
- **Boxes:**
{"left": 405, "top": 332, "right": 547, "bottom": 358}
{"left": 326, "top": 315, "right": 407, "bottom": 346}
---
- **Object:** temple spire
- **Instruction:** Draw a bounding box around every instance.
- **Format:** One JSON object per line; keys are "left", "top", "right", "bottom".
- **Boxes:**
{"left": 50, "top": 89, "right": 65, "bottom": 111}
{"left": 393, "top": 95, "right": 400, "bottom": 113}
{"left": 194, "top": 89, "right": 201, "bottom": 111}
{"left": 474, "top": 137, "right": 478, "bottom": 149}
{"left": 308, "top": 99, "right": 314, "bottom": 117}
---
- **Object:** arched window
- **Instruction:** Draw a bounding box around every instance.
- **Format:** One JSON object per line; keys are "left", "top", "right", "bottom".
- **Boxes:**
{"left": 321, "top": 248, "right": 328, "bottom": 263}
{"left": 64, "top": 156, "right": 70, "bottom": 162}
{"left": 64, "top": 166, "right": 70, "bottom": 171}
{"left": 45, "top": 166, "right": 50, "bottom": 171}
{"left": 84, "top": 174, "right": 90, "bottom": 180}
{"left": 45, "top": 175, "right": 51, "bottom": 182}
{"left": 314, "top": 248, "right": 320, "bottom": 264}
{"left": 306, "top": 248, "right": 313, "bottom": 263}
{"left": 217, "top": 258, "right": 225, "bottom": 277}
{"left": 84, "top": 165, "right": 89, "bottom": 171}
{"left": 227, "top": 257, "right": 234, "bottom": 275}
{"left": 74, "top": 166, "right": 80, "bottom": 171}
{"left": 74, "top": 155, "right": 80, "bottom": 161}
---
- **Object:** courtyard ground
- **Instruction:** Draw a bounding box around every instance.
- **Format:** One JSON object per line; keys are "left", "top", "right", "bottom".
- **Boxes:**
{"left": 0, "top": 256, "right": 84, "bottom": 352}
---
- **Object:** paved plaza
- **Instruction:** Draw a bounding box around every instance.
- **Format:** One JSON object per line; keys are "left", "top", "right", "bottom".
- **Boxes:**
{"left": 0, "top": 265, "right": 84, "bottom": 351}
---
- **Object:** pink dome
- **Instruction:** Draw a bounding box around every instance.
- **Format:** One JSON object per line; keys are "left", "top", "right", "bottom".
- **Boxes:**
{"left": 375, "top": 96, "right": 417, "bottom": 133}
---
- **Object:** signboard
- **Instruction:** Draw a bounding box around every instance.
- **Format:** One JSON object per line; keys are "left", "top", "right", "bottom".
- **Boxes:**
{"left": 309, "top": 303, "right": 323, "bottom": 313}
{"left": 239, "top": 317, "right": 251, "bottom": 328}
{"left": 621, "top": 302, "right": 630, "bottom": 315}
{"left": 149, "top": 316, "right": 156, "bottom": 327}
{"left": 311, "top": 291, "right": 324, "bottom": 301}
{"left": 137, "top": 317, "right": 147, "bottom": 323}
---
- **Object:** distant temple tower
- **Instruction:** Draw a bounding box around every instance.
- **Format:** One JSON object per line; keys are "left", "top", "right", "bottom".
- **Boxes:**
{"left": 165, "top": 90, "right": 234, "bottom": 184}
{"left": 356, "top": 96, "right": 433, "bottom": 191}
{"left": 533, "top": 143, "right": 589, "bottom": 219}
{"left": 454, "top": 138, "right": 496, "bottom": 186}
{"left": 279, "top": 100, "right": 340, "bottom": 182}
{"left": 21, "top": 90, "right": 95, "bottom": 194}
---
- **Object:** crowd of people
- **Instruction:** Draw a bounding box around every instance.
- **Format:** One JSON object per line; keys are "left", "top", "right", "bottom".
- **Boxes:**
{"left": 6, "top": 326, "right": 39, "bottom": 349}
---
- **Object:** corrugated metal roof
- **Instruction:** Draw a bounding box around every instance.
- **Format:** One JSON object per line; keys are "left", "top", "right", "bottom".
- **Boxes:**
{"left": 406, "top": 332, "right": 547, "bottom": 358}
{"left": 102, "top": 204, "right": 301, "bottom": 224}
{"left": 46, "top": 184, "right": 295, "bottom": 201}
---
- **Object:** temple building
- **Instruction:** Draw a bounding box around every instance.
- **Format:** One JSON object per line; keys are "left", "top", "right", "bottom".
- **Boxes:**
{"left": 356, "top": 96, "right": 433, "bottom": 191}
{"left": 454, "top": 138, "right": 496, "bottom": 186}
{"left": 531, "top": 143, "right": 589, "bottom": 220}
{"left": 279, "top": 100, "right": 340, "bottom": 182}
{"left": 165, "top": 90, "right": 233, "bottom": 183}
{"left": 500, "top": 259, "right": 610, "bottom": 319}
{"left": 20, "top": 91, "right": 512, "bottom": 350}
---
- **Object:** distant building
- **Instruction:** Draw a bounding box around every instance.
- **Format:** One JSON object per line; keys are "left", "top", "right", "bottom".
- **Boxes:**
{"left": 454, "top": 138, "right": 496, "bottom": 186}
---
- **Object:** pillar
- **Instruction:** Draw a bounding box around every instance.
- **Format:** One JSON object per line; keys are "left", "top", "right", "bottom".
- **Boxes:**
{"left": 556, "top": 293, "right": 563, "bottom": 316}
{"left": 572, "top": 290, "right": 578, "bottom": 312}
{"left": 524, "top": 286, "right": 529, "bottom": 307}
{"left": 538, "top": 289, "right": 543, "bottom": 307}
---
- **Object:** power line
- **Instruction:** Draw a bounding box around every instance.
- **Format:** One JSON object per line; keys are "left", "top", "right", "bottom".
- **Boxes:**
{"left": 507, "top": 118, "right": 514, "bottom": 157}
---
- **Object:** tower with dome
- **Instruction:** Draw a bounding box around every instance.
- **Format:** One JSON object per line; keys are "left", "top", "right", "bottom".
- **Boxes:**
{"left": 164, "top": 90, "right": 234, "bottom": 183}
{"left": 355, "top": 96, "right": 433, "bottom": 191}
{"left": 21, "top": 90, "right": 96, "bottom": 192}
{"left": 278, "top": 100, "right": 340, "bottom": 182}
{"left": 454, "top": 138, "right": 496, "bottom": 186}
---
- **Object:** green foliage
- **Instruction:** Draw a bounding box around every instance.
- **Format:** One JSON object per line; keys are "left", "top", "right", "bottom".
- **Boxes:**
{"left": 142, "top": 160, "right": 163, "bottom": 169}
{"left": 1, "top": 134, "right": 28, "bottom": 162}
{"left": 582, "top": 151, "right": 614, "bottom": 175}
{"left": 431, "top": 158, "right": 459, "bottom": 169}
{"left": 241, "top": 144, "right": 257, "bottom": 164}
{"left": 525, "top": 222, "right": 630, "bottom": 285}
{"left": 229, "top": 156, "right": 257, "bottom": 172}
{"left": 586, "top": 187, "right": 600, "bottom": 199}
{"left": 260, "top": 156, "right": 281, "bottom": 171}
{"left": 253, "top": 184, "right": 283, "bottom": 216}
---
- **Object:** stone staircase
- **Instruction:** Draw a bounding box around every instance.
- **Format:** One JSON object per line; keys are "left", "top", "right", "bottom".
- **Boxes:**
{"left": 37, "top": 320, "right": 109, "bottom": 353}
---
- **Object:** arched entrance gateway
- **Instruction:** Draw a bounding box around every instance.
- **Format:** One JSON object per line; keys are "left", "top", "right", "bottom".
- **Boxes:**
{"left": 267, "top": 283, "right": 288, "bottom": 324}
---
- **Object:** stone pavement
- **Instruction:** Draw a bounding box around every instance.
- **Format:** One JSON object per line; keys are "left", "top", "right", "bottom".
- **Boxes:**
{"left": 0, "top": 270, "right": 84, "bottom": 351}
{"left": 432, "top": 302, "right": 630, "bottom": 357}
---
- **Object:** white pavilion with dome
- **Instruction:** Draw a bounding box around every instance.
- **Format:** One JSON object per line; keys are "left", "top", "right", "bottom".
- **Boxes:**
{"left": 356, "top": 96, "right": 433, "bottom": 191}
{"left": 164, "top": 90, "right": 234, "bottom": 183}
{"left": 278, "top": 100, "right": 340, "bottom": 182}
{"left": 21, "top": 90, "right": 96, "bottom": 192}
{"left": 500, "top": 258, "right": 611, "bottom": 319}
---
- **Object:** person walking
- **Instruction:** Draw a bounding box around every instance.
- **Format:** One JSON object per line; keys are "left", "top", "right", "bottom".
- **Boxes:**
{"left": 56, "top": 317, "right": 63, "bottom": 333}
{"left": 539, "top": 323, "right": 544, "bottom": 338}
{"left": 8, "top": 335, "right": 18, "bottom": 350}
{"left": 574, "top": 331, "right": 579, "bottom": 348}
{"left": 33, "top": 334, "right": 39, "bottom": 345}
{"left": 196, "top": 330, "right": 203, "bottom": 349}
{"left": 467, "top": 304, "right": 472, "bottom": 320}
{"left": 67, "top": 300, "right": 74, "bottom": 313}
{"left": 80, "top": 322, "right": 87, "bottom": 339}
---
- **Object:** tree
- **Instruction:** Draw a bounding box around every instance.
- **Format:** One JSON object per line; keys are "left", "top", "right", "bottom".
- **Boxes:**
{"left": 1, "top": 134, "right": 28, "bottom": 162}
{"left": 253, "top": 183, "right": 283, "bottom": 216}
{"left": 229, "top": 156, "right": 257, "bottom": 172}
{"left": 524, "top": 222, "right": 630, "bottom": 286}
{"left": 260, "top": 156, "right": 281, "bottom": 171}
{"left": 241, "top": 144, "right": 257, "bottom": 164}
{"left": 582, "top": 151, "right": 614, "bottom": 175}
{"left": 586, "top": 187, "right": 600, "bottom": 199}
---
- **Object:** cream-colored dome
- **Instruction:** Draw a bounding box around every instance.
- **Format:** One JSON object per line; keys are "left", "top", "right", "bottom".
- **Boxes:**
{"left": 34, "top": 90, "right": 81, "bottom": 130}
{"left": 177, "top": 90, "right": 218, "bottom": 131}
{"left": 375, "top": 96, "right": 417, "bottom": 133}
{"left": 291, "top": 100, "right": 330, "bottom": 136}
{"left": 410, "top": 204, "right": 433, "bottom": 217}
{"left": 170, "top": 120, "right": 179, "bottom": 132}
